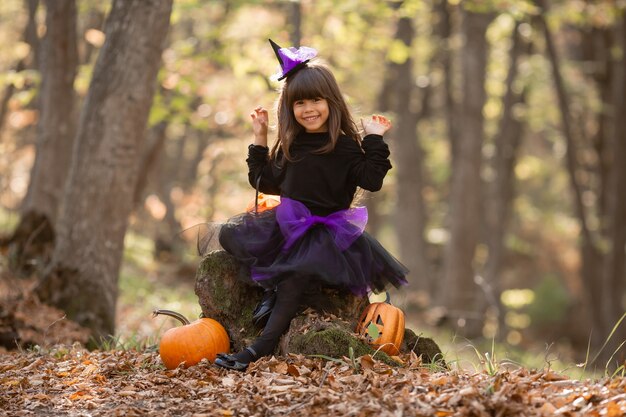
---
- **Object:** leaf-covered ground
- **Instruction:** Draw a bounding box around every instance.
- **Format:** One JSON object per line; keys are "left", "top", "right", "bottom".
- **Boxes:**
{"left": 1, "top": 344, "right": 626, "bottom": 417}
{"left": 1, "top": 260, "right": 624, "bottom": 416}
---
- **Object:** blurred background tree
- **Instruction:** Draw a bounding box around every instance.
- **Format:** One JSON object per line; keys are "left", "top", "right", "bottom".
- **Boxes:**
{"left": 0, "top": 0, "right": 624, "bottom": 369}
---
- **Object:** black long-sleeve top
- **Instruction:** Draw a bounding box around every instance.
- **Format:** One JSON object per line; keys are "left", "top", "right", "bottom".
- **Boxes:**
{"left": 246, "top": 132, "right": 392, "bottom": 217}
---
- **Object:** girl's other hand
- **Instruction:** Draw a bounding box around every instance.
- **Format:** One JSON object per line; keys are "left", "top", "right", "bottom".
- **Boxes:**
{"left": 251, "top": 106, "right": 269, "bottom": 146}
{"left": 361, "top": 114, "right": 392, "bottom": 136}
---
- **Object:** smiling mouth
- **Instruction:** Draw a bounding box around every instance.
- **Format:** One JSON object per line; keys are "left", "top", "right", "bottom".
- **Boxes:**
{"left": 303, "top": 116, "right": 319, "bottom": 122}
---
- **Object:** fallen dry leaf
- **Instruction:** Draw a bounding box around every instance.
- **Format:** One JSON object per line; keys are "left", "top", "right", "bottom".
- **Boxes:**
{"left": 0, "top": 345, "right": 625, "bottom": 416}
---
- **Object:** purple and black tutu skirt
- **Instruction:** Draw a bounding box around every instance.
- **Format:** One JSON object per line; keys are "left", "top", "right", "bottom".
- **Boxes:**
{"left": 217, "top": 198, "right": 408, "bottom": 296}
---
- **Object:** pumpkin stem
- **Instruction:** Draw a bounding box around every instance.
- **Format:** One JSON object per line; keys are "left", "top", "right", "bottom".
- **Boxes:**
{"left": 152, "top": 309, "right": 191, "bottom": 325}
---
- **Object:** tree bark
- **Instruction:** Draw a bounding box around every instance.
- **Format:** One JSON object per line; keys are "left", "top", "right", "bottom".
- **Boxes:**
{"left": 390, "top": 15, "right": 432, "bottom": 293}
{"left": 36, "top": 0, "right": 173, "bottom": 340}
{"left": 180, "top": 128, "right": 211, "bottom": 192}
{"left": 599, "top": 13, "right": 626, "bottom": 367}
{"left": 439, "top": 8, "right": 493, "bottom": 337}
{"left": 435, "top": 1, "right": 459, "bottom": 173}
{"left": 133, "top": 121, "right": 168, "bottom": 207}
{"left": 154, "top": 130, "right": 186, "bottom": 251}
{"left": 288, "top": 1, "right": 302, "bottom": 47}
{"left": 484, "top": 22, "right": 528, "bottom": 337}
{"left": 580, "top": 26, "right": 613, "bottom": 220}
{"left": 570, "top": 7, "right": 626, "bottom": 367}
{"left": 534, "top": 1, "right": 607, "bottom": 353}
{"left": 366, "top": 4, "right": 410, "bottom": 241}
{"left": 23, "top": 0, "right": 41, "bottom": 68}
{"left": 536, "top": 1, "right": 626, "bottom": 367}
{"left": 9, "top": 0, "right": 78, "bottom": 273}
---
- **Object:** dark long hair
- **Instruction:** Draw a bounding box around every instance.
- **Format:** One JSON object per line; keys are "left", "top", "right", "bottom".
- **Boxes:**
{"left": 271, "top": 63, "right": 360, "bottom": 161}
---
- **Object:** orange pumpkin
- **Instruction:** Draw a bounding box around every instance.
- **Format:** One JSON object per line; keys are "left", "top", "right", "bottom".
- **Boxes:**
{"left": 246, "top": 193, "right": 281, "bottom": 213}
{"left": 153, "top": 309, "right": 230, "bottom": 369}
{"left": 356, "top": 302, "right": 405, "bottom": 355}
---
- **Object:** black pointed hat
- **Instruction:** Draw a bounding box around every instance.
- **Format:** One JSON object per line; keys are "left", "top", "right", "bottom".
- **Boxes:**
{"left": 269, "top": 38, "right": 317, "bottom": 81}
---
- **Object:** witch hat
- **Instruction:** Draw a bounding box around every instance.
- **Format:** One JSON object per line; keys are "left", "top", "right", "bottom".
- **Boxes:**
{"left": 269, "top": 38, "right": 317, "bottom": 81}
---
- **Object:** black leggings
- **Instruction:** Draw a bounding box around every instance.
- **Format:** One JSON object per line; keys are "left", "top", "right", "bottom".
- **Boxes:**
{"left": 249, "top": 274, "right": 313, "bottom": 358}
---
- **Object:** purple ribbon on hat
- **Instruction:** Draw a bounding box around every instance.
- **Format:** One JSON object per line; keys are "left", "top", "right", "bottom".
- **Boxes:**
{"left": 269, "top": 39, "right": 317, "bottom": 80}
{"left": 276, "top": 198, "right": 368, "bottom": 252}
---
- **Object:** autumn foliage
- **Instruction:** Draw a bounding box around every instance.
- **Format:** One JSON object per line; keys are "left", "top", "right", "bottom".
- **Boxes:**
{"left": 1, "top": 345, "right": 626, "bottom": 416}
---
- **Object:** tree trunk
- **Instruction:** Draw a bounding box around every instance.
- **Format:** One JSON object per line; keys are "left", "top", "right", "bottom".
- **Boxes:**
{"left": 580, "top": 26, "right": 613, "bottom": 220}
{"left": 9, "top": 0, "right": 78, "bottom": 273}
{"left": 36, "top": 0, "right": 173, "bottom": 340}
{"left": 569, "top": 8, "right": 626, "bottom": 368}
{"left": 154, "top": 132, "right": 185, "bottom": 253}
{"left": 599, "top": 13, "right": 626, "bottom": 368}
{"left": 435, "top": 1, "right": 459, "bottom": 173}
{"left": 366, "top": 4, "right": 408, "bottom": 241}
{"left": 180, "top": 128, "right": 211, "bottom": 192}
{"left": 439, "top": 8, "right": 493, "bottom": 337}
{"left": 534, "top": 1, "right": 609, "bottom": 357}
{"left": 133, "top": 121, "right": 168, "bottom": 207}
{"left": 483, "top": 22, "right": 528, "bottom": 337}
{"left": 391, "top": 16, "right": 432, "bottom": 294}
{"left": 536, "top": 2, "right": 626, "bottom": 368}
{"left": 288, "top": 1, "right": 302, "bottom": 47}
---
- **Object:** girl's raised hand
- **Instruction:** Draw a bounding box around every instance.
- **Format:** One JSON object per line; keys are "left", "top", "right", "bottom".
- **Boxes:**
{"left": 250, "top": 106, "right": 269, "bottom": 146}
{"left": 361, "top": 114, "right": 392, "bottom": 136}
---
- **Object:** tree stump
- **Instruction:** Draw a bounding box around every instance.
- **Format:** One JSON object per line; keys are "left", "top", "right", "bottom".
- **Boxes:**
{"left": 194, "top": 250, "right": 445, "bottom": 366}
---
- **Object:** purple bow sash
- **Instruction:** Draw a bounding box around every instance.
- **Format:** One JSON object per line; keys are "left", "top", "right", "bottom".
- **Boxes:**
{"left": 276, "top": 198, "right": 368, "bottom": 251}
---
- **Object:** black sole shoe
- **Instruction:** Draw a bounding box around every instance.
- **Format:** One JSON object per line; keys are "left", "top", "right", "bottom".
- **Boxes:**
{"left": 214, "top": 354, "right": 249, "bottom": 371}
{"left": 214, "top": 347, "right": 257, "bottom": 372}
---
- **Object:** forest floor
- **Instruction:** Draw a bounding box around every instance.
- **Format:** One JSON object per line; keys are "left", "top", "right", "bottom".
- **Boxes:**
{"left": 1, "top": 243, "right": 626, "bottom": 416}
{"left": 2, "top": 342, "right": 626, "bottom": 416}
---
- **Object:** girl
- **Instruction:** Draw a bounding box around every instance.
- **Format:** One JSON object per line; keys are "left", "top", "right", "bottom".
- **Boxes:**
{"left": 214, "top": 40, "right": 408, "bottom": 371}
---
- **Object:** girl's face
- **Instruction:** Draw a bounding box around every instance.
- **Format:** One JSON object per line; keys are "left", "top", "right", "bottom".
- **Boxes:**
{"left": 293, "top": 97, "right": 329, "bottom": 133}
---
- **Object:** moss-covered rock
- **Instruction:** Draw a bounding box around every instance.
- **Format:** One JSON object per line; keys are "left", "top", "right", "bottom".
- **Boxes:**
{"left": 194, "top": 250, "right": 445, "bottom": 366}
{"left": 403, "top": 328, "right": 447, "bottom": 367}
{"left": 194, "top": 250, "right": 369, "bottom": 351}
{"left": 289, "top": 326, "right": 399, "bottom": 366}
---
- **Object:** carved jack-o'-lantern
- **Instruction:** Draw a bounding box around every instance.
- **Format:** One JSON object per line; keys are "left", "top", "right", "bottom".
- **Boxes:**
{"left": 246, "top": 193, "right": 281, "bottom": 213}
{"left": 356, "top": 302, "right": 405, "bottom": 355}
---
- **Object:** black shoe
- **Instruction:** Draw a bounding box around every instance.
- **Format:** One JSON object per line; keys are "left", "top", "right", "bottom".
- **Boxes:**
{"left": 214, "top": 347, "right": 257, "bottom": 372}
{"left": 214, "top": 354, "right": 248, "bottom": 371}
{"left": 252, "top": 288, "right": 276, "bottom": 327}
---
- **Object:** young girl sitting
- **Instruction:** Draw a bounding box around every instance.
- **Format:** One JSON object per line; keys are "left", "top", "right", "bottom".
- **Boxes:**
{"left": 214, "top": 39, "right": 408, "bottom": 371}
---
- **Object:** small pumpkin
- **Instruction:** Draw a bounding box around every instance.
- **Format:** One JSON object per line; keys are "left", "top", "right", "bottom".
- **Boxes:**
{"left": 246, "top": 193, "right": 281, "bottom": 213}
{"left": 355, "top": 302, "right": 405, "bottom": 355}
{"left": 153, "top": 309, "right": 230, "bottom": 369}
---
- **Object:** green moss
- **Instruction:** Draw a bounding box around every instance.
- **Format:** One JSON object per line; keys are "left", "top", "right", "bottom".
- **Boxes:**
{"left": 212, "top": 272, "right": 232, "bottom": 310}
{"left": 290, "top": 326, "right": 398, "bottom": 366}
{"left": 197, "top": 250, "right": 241, "bottom": 281}
{"left": 196, "top": 251, "right": 242, "bottom": 312}
{"left": 195, "top": 250, "right": 261, "bottom": 349}
{"left": 403, "top": 328, "right": 447, "bottom": 367}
